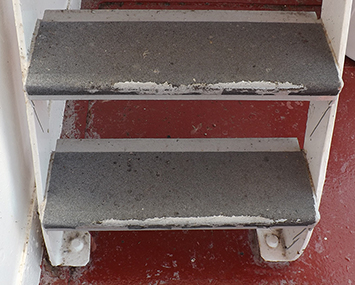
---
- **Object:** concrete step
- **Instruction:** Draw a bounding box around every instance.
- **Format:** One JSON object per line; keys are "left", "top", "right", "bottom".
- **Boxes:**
{"left": 43, "top": 140, "right": 318, "bottom": 230}
{"left": 26, "top": 10, "right": 341, "bottom": 101}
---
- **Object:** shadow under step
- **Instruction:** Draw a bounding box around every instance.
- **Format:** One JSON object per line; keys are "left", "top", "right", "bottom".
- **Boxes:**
{"left": 43, "top": 150, "right": 318, "bottom": 231}
{"left": 26, "top": 10, "right": 341, "bottom": 100}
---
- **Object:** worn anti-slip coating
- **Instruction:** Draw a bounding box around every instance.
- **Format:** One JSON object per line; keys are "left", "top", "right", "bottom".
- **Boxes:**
{"left": 26, "top": 21, "right": 341, "bottom": 97}
{"left": 43, "top": 151, "right": 317, "bottom": 229}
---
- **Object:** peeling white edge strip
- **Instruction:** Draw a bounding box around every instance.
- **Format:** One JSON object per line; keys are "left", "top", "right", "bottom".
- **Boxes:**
{"left": 46, "top": 215, "right": 318, "bottom": 231}
{"left": 108, "top": 81, "right": 307, "bottom": 96}
{"left": 42, "top": 10, "right": 319, "bottom": 23}
{"left": 60, "top": 215, "right": 318, "bottom": 231}
{"left": 46, "top": 212, "right": 320, "bottom": 232}
{"left": 98, "top": 216, "right": 289, "bottom": 227}
{"left": 29, "top": 94, "right": 336, "bottom": 101}
{"left": 56, "top": 138, "right": 300, "bottom": 152}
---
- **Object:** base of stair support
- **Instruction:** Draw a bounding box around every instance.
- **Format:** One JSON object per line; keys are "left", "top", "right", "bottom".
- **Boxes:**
{"left": 257, "top": 226, "right": 315, "bottom": 262}
{"left": 43, "top": 230, "right": 91, "bottom": 267}
{"left": 43, "top": 226, "right": 316, "bottom": 266}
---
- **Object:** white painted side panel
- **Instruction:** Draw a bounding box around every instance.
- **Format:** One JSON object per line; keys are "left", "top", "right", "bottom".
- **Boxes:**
{"left": 27, "top": 100, "right": 66, "bottom": 202}
{"left": 17, "top": 199, "right": 43, "bottom": 285}
{"left": 346, "top": 1, "right": 355, "bottom": 60}
{"left": 322, "top": 0, "right": 353, "bottom": 70}
{"left": 9, "top": 0, "right": 72, "bottom": 282}
{"left": 304, "top": 0, "right": 353, "bottom": 206}
{"left": 0, "top": 0, "right": 37, "bottom": 284}
{"left": 12, "top": 0, "right": 68, "bottom": 202}
{"left": 67, "top": 0, "right": 81, "bottom": 9}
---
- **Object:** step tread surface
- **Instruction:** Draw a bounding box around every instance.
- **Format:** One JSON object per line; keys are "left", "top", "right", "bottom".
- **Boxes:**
{"left": 43, "top": 151, "right": 317, "bottom": 230}
{"left": 26, "top": 21, "right": 341, "bottom": 98}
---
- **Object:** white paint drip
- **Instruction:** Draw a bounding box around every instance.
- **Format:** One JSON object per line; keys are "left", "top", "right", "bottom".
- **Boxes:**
{"left": 96, "top": 215, "right": 289, "bottom": 228}
{"left": 111, "top": 81, "right": 306, "bottom": 96}
{"left": 88, "top": 89, "right": 100, "bottom": 94}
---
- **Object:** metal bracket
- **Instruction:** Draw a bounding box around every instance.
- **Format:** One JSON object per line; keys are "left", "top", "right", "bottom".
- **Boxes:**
{"left": 257, "top": 226, "right": 314, "bottom": 262}
{"left": 43, "top": 230, "right": 91, "bottom": 266}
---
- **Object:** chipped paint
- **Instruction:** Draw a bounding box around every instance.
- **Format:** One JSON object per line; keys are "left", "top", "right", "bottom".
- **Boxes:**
{"left": 111, "top": 81, "right": 306, "bottom": 96}
{"left": 87, "top": 89, "right": 100, "bottom": 94}
{"left": 96, "top": 215, "right": 290, "bottom": 229}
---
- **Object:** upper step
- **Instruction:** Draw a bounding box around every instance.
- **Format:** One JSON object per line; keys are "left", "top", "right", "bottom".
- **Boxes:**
{"left": 26, "top": 10, "right": 341, "bottom": 101}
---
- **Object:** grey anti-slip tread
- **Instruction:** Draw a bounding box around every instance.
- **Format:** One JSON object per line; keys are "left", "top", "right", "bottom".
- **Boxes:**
{"left": 43, "top": 151, "right": 318, "bottom": 230}
{"left": 26, "top": 20, "right": 341, "bottom": 99}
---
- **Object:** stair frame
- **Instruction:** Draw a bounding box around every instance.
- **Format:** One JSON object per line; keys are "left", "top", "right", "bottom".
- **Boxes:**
{"left": 12, "top": 1, "right": 353, "bottom": 266}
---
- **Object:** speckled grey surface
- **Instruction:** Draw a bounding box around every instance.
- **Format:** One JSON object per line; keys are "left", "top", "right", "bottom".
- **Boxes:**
{"left": 26, "top": 21, "right": 341, "bottom": 97}
{"left": 43, "top": 152, "right": 317, "bottom": 229}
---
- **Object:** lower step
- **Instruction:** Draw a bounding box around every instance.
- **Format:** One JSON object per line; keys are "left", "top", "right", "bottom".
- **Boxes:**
{"left": 43, "top": 146, "right": 317, "bottom": 230}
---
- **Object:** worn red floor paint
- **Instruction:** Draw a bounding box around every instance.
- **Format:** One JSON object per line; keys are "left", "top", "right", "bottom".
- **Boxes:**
{"left": 82, "top": 0, "right": 321, "bottom": 14}
{"left": 81, "top": 100, "right": 308, "bottom": 147}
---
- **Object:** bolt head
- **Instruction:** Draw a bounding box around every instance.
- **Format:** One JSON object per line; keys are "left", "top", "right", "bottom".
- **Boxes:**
{"left": 265, "top": 233, "right": 279, "bottom": 249}
{"left": 70, "top": 238, "right": 84, "bottom": 252}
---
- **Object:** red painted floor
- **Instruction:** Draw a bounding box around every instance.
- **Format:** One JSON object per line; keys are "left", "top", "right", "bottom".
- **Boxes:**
{"left": 81, "top": 0, "right": 321, "bottom": 14}
{"left": 39, "top": 1, "right": 355, "bottom": 283}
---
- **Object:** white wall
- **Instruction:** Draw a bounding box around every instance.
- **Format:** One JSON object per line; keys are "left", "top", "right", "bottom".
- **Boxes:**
{"left": 2, "top": 0, "right": 76, "bottom": 283}
{"left": 0, "top": 0, "right": 37, "bottom": 284}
